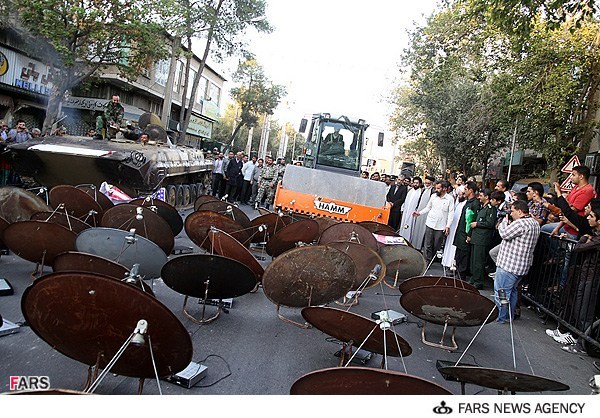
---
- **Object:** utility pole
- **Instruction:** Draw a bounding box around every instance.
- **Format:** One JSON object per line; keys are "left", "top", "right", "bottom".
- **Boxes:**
{"left": 507, "top": 120, "right": 518, "bottom": 182}
{"left": 258, "top": 114, "right": 270, "bottom": 159}
{"left": 245, "top": 127, "right": 253, "bottom": 155}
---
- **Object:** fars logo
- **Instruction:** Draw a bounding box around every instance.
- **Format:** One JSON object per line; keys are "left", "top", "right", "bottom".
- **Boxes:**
{"left": 313, "top": 199, "right": 352, "bottom": 215}
{"left": 9, "top": 376, "right": 50, "bottom": 391}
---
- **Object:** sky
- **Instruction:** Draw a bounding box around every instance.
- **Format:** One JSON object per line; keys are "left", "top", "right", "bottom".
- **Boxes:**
{"left": 216, "top": 0, "right": 440, "bottom": 132}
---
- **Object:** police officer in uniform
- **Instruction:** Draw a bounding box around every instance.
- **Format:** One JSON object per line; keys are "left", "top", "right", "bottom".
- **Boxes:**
{"left": 255, "top": 155, "right": 278, "bottom": 210}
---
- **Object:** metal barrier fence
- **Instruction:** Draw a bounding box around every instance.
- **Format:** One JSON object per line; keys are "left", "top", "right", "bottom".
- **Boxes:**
{"left": 523, "top": 232, "right": 600, "bottom": 357}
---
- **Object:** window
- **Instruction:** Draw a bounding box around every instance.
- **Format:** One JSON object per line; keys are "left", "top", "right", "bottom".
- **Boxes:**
{"left": 186, "top": 69, "right": 197, "bottom": 100}
{"left": 154, "top": 59, "right": 169, "bottom": 87}
{"left": 207, "top": 82, "right": 221, "bottom": 106}
{"left": 197, "top": 76, "right": 208, "bottom": 104}
{"left": 174, "top": 61, "right": 183, "bottom": 93}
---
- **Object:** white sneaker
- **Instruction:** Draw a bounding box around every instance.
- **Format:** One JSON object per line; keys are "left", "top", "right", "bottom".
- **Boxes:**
{"left": 553, "top": 332, "right": 577, "bottom": 345}
{"left": 488, "top": 272, "right": 496, "bottom": 278}
{"left": 545, "top": 328, "right": 562, "bottom": 338}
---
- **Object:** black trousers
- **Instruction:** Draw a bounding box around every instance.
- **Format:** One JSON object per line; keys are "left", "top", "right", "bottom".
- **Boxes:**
{"left": 211, "top": 173, "right": 223, "bottom": 197}
{"left": 423, "top": 226, "right": 445, "bottom": 263}
{"left": 455, "top": 246, "right": 471, "bottom": 280}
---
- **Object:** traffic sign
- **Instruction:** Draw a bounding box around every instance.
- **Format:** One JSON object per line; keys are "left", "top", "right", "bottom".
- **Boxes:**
{"left": 561, "top": 155, "right": 581, "bottom": 173}
{"left": 560, "top": 177, "right": 576, "bottom": 192}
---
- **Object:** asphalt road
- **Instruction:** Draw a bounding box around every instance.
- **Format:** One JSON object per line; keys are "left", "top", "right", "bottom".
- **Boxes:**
{"left": 0, "top": 204, "right": 598, "bottom": 396}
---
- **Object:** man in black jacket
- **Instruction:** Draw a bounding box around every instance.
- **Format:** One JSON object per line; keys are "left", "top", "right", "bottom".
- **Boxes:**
{"left": 387, "top": 175, "right": 408, "bottom": 230}
{"left": 453, "top": 181, "right": 480, "bottom": 281}
{"left": 224, "top": 152, "right": 243, "bottom": 202}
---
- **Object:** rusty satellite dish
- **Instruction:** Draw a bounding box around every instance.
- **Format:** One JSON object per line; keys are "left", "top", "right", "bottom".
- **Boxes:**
{"left": 193, "top": 195, "right": 220, "bottom": 212}
{"left": 49, "top": 185, "right": 103, "bottom": 225}
{"left": 324, "top": 242, "right": 385, "bottom": 290}
{"left": 358, "top": 221, "right": 400, "bottom": 237}
{"left": 400, "top": 285, "right": 498, "bottom": 350}
{"left": 76, "top": 185, "right": 114, "bottom": 211}
{"left": 130, "top": 197, "right": 183, "bottom": 237}
{"left": 265, "top": 219, "right": 320, "bottom": 257}
{"left": 52, "top": 251, "right": 154, "bottom": 296}
{"left": 100, "top": 203, "right": 175, "bottom": 255}
{"left": 0, "top": 186, "right": 52, "bottom": 223}
{"left": 3, "top": 220, "right": 77, "bottom": 265}
{"left": 207, "top": 229, "right": 264, "bottom": 281}
{"left": 318, "top": 222, "right": 378, "bottom": 251}
{"left": 262, "top": 245, "right": 355, "bottom": 308}
{"left": 312, "top": 217, "right": 339, "bottom": 235}
{"left": 185, "top": 210, "right": 250, "bottom": 250}
{"left": 22, "top": 272, "right": 192, "bottom": 379}
{"left": 249, "top": 213, "right": 293, "bottom": 243}
{"left": 400, "top": 286, "right": 497, "bottom": 327}
{"left": 378, "top": 244, "right": 426, "bottom": 287}
{"left": 53, "top": 251, "right": 129, "bottom": 280}
{"left": 76, "top": 227, "right": 167, "bottom": 279}
{"left": 438, "top": 366, "right": 569, "bottom": 394}
{"left": 7, "top": 389, "right": 88, "bottom": 395}
{"left": 399, "top": 276, "right": 479, "bottom": 295}
{"left": 0, "top": 216, "right": 9, "bottom": 250}
{"left": 302, "top": 307, "right": 411, "bottom": 357}
{"left": 30, "top": 211, "right": 92, "bottom": 234}
{"left": 161, "top": 254, "right": 257, "bottom": 299}
{"left": 197, "top": 200, "right": 252, "bottom": 230}
{"left": 256, "top": 207, "right": 273, "bottom": 216}
{"left": 290, "top": 367, "right": 452, "bottom": 395}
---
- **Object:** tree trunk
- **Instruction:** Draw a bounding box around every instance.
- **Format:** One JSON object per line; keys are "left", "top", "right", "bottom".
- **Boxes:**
{"left": 225, "top": 120, "right": 246, "bottom": 149}
{"left": 160, "top": 36, "right": 182, "bottom": 127}
{"left": 178, "top": 36, "right": 192, "bottom": 131}
{"left": 180, "top": 0, "right": 224, "bottom": 137}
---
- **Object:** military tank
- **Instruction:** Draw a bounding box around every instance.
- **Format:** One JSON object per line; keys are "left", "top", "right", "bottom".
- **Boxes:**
{"left": 6, "top": 125, "right": 214, "bottom": 208}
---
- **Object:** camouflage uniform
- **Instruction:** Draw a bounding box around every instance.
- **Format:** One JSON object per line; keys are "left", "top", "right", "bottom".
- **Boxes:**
{"left": 255, "top": 162, "right": 278, "bottom": 208}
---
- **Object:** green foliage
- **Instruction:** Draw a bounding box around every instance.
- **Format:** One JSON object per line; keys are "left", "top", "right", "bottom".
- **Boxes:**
{"left": 463, "top": 0, "right": 598, "bottom": 41}
{"left": 391, "top": 1, "right": 600, "bottom": 178}
{"left": 5, "top": 0, "right": 174, "bottom": 130}
{"left": 226, "top": 57, "right": 286, "bottom": 146}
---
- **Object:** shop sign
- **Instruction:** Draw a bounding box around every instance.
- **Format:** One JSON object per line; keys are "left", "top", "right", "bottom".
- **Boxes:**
{"left": 0, "top": 48, "right": 54, "bottom": 95}
{"left": 187, "top": 114, "right": 212, "bottom": 138}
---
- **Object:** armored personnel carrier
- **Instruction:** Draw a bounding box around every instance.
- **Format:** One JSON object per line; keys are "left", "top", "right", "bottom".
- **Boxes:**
{"left": 6, "top": 134, "right": 213, "bottom": 208}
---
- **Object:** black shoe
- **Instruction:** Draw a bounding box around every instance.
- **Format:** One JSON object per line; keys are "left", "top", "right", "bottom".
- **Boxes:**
{"left": 594, "top": 361, "right": 600, "bottom": 372}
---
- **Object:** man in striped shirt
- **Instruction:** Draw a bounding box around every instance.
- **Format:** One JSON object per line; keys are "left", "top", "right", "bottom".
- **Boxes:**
{"left": 493, "top": 199, "right": 541, "bottom": 323}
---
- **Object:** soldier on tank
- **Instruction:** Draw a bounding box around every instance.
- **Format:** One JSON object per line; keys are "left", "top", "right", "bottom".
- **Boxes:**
{"left": 95, "top": 95, "right": 124, "bottom": 139}
{"left": 254, "top": 155, "right": 278, "bottom": 210}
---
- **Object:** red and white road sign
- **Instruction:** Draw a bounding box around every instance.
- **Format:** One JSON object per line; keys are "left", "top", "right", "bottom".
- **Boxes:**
{"left": 561, "top": 155, "right": 581, "bottom": 173}
{"left": 560, "top": 177, "right": 576, "bottom": 192}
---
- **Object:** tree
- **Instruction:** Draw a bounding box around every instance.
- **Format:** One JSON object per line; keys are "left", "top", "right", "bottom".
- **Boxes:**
{"left": 4, "top": 0, "right": 174, "bottom": 133}
{"left": 178, "top": 0, "right": 273, "bottom": 138}
{"left": 463, "top": 0, "right": 598, "bottom": 40}
{"left": 225, "top": 57, "right": 286, "bottom": 148}
{"left": 391, "top": 6, "right": 511, "bottom": 177}
{"left": 493, "top": 21, "right": 600, "bottom": 177}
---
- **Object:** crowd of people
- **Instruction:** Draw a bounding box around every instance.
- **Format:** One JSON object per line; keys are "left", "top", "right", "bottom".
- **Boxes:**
{"left": 209, "top": 149, "right": 288, "bottom": 210}
{"left": 370, "top": 167, "right": 599, "bottom": 353}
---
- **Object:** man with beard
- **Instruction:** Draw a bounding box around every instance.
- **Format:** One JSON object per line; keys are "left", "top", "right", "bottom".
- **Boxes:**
{"left": 453, "top": 181, "right": 480, "bottom": 282}
{"left": 442, "top": 187, "right": 466, "bottom": 269}
{"left": 413, "top": 180, "right": 455, "bottom": 264}
{"left": 399, "top": 176, "right": 423, "bottom": 241}
{"left": 410, "top": 175, "right": 436, "bottom": 250}
{"left": 386, "top": 175, "right": 408, "bottom": 230}
{"left": 468, "top": 188, "right": 497, "bottom": 289}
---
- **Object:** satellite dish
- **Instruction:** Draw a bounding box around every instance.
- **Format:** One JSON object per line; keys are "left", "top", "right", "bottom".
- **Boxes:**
{"left": 144, "top": 124, "right": 167, "bottom": 142}
{"left": 138, "top": 113, "right": 162, "bottom": 130}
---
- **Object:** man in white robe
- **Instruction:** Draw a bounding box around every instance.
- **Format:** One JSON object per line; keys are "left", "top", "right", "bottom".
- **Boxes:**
{"left": 442, "top": 188, "right": 466, "bottom": 268}
{"left": 399, "top": 177, "right": 422, "bottom": 239}
{"left": 409, "top": 175, "right": 435, "bottom": 250}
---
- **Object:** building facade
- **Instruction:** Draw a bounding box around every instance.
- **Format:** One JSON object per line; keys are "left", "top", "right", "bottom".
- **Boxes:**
{"left": 0, "top": 30, "right": 225, "bottom": 148}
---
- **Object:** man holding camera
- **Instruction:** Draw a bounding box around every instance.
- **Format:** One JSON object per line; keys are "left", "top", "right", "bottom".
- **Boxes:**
{"left": 493, "top": 200, "right": 540, "bottom": 323}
